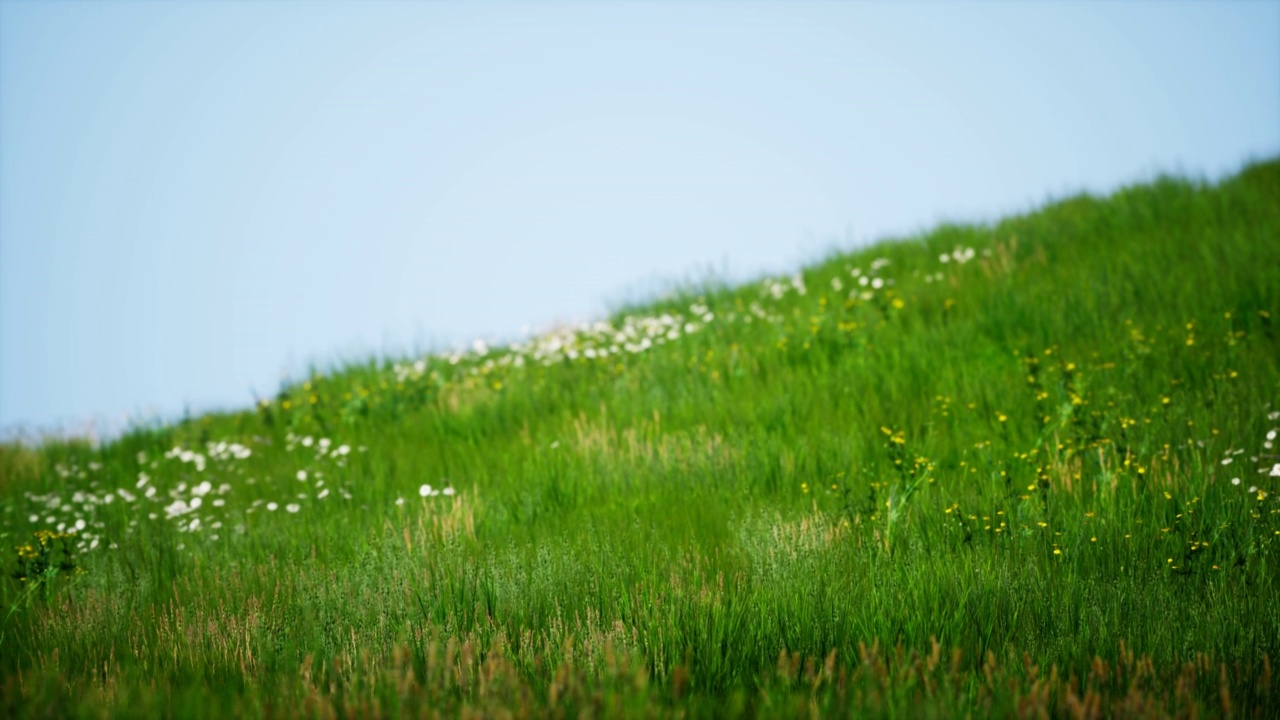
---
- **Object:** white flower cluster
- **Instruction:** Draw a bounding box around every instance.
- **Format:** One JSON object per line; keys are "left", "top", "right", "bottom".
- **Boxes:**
{"left": 390, "top": 306, "right": 719, "bottom": 382}
{"left": 21, "top": 489, "right": 109, "bottom": 551}
{"left": 1229, "top": 419, "right": 1280, "bottom": 496}
{"left": 939, "top": 246, "right": 977, "bottom": 264}
{"left": 285, "top": 433, "right": 351, "bottom": 462}
{"left": 206, "top": 440, "right": 252, "bottom": 461}
{"left": 393, "top": 359, "right": 429, "bottom": 383}
{"left": 162, "top": 478, "right": 233, "bottom": 534}
{"left": 277, "top": 433, "right": 357, "bottom": 505}
{"left": 1266, "top": 427, "right": 1280, "bottom": 478}
{"left": 764, "top": 273, "right": 807, "bottom": 300}
{"left": 164, "top": 446, "right": 207, "bottom": 472}
{"left": 417, "top": 483, "right": 457, "bottom": 498}
{"left": 54, "top": 460, "right": 99, "bottom": 480}
{"left": 846, "top": 261, "right": 894, "bottom": 300}
{"left": 512, "top": 310, "right": 712, "bottom": 364}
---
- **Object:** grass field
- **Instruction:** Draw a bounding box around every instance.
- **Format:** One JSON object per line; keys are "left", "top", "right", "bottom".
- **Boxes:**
{"left": 3, "top": 159, "right": 1279, "bottom": 718}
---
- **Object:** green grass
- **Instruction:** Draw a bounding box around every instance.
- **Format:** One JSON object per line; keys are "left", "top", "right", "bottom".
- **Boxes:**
{"left": 3, "top": 159, "right": 1280, "bottom": 718}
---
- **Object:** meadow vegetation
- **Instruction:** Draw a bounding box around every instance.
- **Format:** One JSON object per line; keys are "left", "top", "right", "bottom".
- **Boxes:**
{"left": 2, "top": 159, "right": 1279, "bottom": 717}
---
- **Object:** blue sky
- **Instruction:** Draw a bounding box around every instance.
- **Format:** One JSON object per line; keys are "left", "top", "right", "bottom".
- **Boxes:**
{"left": 2, "top": 1, "right": 1278, "bottom": 438}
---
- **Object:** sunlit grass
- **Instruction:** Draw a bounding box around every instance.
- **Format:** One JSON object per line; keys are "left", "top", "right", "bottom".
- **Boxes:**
{"left": 2, "top": 159, "right": 1279, "bottom": 717}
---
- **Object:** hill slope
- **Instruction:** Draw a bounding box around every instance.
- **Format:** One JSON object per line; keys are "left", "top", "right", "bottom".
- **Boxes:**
{"left": 3, "top": 160, "right": 1280, "bottom": 717}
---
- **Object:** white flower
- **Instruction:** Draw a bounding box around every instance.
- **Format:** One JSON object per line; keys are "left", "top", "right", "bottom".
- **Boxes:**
{"left": 286, "top": 503, "right": 300, "bottom": 513}
{"left": 337, "top": 444, "right": 350, "bottom": 456}
{"left": 395, "top": 497, "right": 405, "bottom": 506}
{"left": 1267, "top": 430, "right": 1277, "bottom": 441}
{"left": 190, "top": 497, "right": 203, "bottom": 510}
{"left": 302, "top": 436, "right": 313, "bottom": 447}
{"left": 1221, "top": 458, "right": 1233, "bottom": 465}
{"left": 267, "top": 502, "right": 278, "bottom": 511}
{"left": 442, "top": 487, "right": 456, "bottom": 496}
{"left": 419, "top": 484, "right": 432, "bottom": 497}
{"left": 297, "top": 470, "right": 308, "bottom": 481}
{"left": 1271, "top": 463, "right": 1280, "bottom": 477}
{"left": 1232, "top": 477, "right": 1241, "bottom": 485}
{"left": 74, "top": 518, "right": 86, "bottom": 531}
{"left": 192, "top": 481, "right": 212, "bottom": 496}
{"left": 1249, "top": 486, "right": 1259, "bottom": 494}
{"left": 317, "top": 489, "right": 329, "bottom": 499}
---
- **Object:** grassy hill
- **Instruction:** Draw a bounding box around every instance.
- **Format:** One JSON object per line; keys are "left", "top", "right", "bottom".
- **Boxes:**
{"left": 3, "top": 159, "right": 1279, "bottom": 717}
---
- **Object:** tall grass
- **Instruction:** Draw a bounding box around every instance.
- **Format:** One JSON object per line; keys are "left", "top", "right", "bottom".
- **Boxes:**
{"left": 2, "top": 159, "right": 1279, "bottom": 717}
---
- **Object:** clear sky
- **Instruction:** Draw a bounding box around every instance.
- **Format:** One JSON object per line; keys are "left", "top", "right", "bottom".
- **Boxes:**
{"left": 2, "top": 1, "right": 1278, "bottom": 439}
